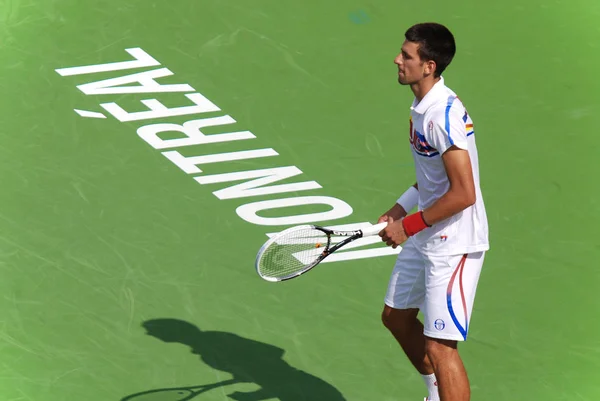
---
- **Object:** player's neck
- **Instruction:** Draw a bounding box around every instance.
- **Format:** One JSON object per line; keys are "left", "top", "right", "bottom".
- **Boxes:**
{"left": 411, "top": 76, "right": 441, "bottom": 102}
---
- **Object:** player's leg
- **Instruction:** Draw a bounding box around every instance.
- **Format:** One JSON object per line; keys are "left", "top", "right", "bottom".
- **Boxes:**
{"left": 424, "top": 337, "right": 469, "bottom": 401}
{"left": 382, "top": 239, "right": 439, "bottom": 400}
{"left": 382, "top": 306, "right": 432, "bottom": 374}
{"left": 422, "top": 252, "right": 485, "bottom": 401}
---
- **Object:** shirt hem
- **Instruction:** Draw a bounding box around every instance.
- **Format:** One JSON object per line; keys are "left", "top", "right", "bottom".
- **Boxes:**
{"left": 418, "top": 243, "right": 490, "bottom": 257}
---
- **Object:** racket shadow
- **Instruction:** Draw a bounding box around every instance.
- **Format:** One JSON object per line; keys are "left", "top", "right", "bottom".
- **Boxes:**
{"left": 120, "top": 318, "right": 347, "bottom": 401}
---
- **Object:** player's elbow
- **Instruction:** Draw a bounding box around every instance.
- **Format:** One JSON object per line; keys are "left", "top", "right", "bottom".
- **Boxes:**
{"left": 453, "top": 186, "right": 476, "bottom": 210}
{"left": 449, "top": 183, "right": 476, "bottom": 211}
{"left": 463, "top": 189, "right": 476, "bottom": 208}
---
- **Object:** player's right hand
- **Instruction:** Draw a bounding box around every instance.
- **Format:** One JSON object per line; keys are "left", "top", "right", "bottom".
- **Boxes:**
{"left": 379, "top": 216, "right": 408, "bottom": 248}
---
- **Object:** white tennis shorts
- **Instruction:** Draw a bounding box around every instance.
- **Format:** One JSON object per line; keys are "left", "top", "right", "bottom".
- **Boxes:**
{"left": 384, "top": 238, "right": 485, "bottom": 341}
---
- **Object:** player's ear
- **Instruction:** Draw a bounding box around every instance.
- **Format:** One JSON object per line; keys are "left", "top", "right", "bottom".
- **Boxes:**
{"left": 424, "top": 59, "right": 436, "bottom": 76}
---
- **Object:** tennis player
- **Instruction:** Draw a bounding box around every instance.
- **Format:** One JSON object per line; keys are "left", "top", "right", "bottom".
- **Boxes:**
{"left": 377, "top": 23, "right": 489, "bottom": 401}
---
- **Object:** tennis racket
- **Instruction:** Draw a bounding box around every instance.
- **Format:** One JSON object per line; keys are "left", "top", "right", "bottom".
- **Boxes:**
{"left": 255, "top": 222, "right": 388, "bottom": 282}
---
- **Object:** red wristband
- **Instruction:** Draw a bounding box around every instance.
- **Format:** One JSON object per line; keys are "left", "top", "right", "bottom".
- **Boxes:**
{"left": 402, "top": 211, "right": 431, "bottom": 237}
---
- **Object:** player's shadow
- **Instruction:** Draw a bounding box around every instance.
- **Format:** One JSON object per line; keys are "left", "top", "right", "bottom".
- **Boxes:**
{"left": 120, "top": 318, "right": 346, "bottom": 401}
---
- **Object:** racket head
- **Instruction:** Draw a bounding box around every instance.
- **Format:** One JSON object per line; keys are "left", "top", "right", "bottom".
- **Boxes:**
{"left": 121, "top": 387, "right": 202, "bottom": 401}
{"left": 255, "top": 225, "right": 333, "bottom": 282}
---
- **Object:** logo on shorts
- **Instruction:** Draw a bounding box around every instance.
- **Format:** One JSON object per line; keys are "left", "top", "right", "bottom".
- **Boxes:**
{"left": 434, "top": 319, "right": 445, "bottom": 331}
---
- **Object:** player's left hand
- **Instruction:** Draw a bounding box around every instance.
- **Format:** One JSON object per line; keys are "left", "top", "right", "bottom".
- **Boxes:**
{"left": 379, "top": 216, "right": 408, "bottom": 248}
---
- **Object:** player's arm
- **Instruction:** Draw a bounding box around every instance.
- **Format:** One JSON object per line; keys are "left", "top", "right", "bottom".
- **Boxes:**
{"left": 380, "top": 158, "right": 474, "bottom": 247}
{"left": 421, "top": 148, "right": 475, "bottom": 225}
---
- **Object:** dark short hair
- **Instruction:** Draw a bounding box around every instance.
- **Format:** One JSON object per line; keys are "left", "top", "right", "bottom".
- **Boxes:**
{"left": 405, "top": 23, "right": 456, "bottom": 77}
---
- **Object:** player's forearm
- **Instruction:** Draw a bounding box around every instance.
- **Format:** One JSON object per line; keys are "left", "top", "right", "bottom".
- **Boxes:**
{"left": 380, "top": 182, "right": 419, "bottom": 222}
{"left": 395, "top": 182, "right": 419, "bottom": 217}
{"left": 385, "top": 203, "right": 408, "bottom": 220}
{"left": 421, "top": 187, "right": 475, "bottom": 226}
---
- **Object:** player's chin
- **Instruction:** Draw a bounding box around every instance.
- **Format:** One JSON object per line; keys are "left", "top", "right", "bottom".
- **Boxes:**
{"left": 397, "top": 76, "right": 409, "bottom": 85}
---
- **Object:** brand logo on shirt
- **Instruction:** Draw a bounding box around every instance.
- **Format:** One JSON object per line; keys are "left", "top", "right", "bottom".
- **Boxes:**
{"left": 462, "top": 111, "right": 475, "bottom": 136}
{"left": 434, "top": 319, "right": 446, "bottom": 331}
{"left": 409, "top": 117, "right": 439, "bottom": 157}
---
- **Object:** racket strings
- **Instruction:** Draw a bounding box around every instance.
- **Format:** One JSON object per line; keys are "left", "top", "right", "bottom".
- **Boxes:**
{"left": 258, "top": 227, "right": 331, "bottom": 280}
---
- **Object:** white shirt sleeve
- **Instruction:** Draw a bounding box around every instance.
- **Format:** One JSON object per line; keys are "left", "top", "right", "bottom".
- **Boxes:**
{"left": 426, "top": 105, "right": 468, "bottom": 154}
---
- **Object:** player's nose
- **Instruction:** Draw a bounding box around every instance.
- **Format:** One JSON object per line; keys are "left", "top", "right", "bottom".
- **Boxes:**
{"left": 394, "top": 54, "right": 402, "bottom": 65}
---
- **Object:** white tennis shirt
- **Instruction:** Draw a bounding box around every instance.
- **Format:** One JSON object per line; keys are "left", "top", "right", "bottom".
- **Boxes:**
{"left": 408, "top": 77, "right": 489, "bottom": 256}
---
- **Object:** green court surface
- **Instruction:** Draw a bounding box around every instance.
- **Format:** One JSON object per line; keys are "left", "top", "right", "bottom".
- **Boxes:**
{"left": 1, "top": 0, "right": 600, "bottom": 400}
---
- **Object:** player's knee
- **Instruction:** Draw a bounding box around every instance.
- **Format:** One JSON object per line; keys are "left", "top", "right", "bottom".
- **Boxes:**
{"left": 381, "top": 306, "right": 417, "bottom": 334}
{"left": 381, "top": 309, "right": 394, "bottom": 330}
{"left": 424, "top": 337, "right": 458, "bottom": 364}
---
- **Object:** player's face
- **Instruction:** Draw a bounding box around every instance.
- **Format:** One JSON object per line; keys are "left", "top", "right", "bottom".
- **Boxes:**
{"left": 394, "top": 41, "right": 427, "bottom": 85}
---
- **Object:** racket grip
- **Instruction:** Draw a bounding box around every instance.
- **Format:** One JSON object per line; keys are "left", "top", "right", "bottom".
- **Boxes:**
{"left": 360, "top": 222, "right": 388, "bottom": 237}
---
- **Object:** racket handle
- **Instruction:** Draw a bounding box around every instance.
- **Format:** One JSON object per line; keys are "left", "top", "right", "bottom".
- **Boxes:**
{"left": 360, "top": 222, "right": 388, "bottom": 237}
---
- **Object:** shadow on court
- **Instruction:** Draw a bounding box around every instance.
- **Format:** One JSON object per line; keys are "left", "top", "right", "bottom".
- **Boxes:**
{"left": 120, "top": 318, "right": 347, "bottom": 401}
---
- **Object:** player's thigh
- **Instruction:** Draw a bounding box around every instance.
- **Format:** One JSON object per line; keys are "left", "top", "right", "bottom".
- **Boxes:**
{"left": 384, "top": 238, "right": 427, "bottom": 310}
{"left": 422, "top": 252, "right": 485, "bottom": 341}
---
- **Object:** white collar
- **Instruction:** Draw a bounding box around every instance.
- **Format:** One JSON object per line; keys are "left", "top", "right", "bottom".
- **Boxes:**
{"left": 410, "top": 76, "right": 446, "bottom": 114}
